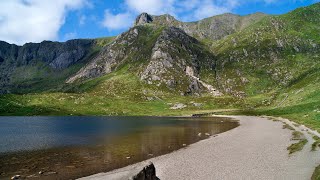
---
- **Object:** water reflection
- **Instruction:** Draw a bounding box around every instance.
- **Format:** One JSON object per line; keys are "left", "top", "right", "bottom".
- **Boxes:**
{"left": 0, "top": 116, "right": 238, "bottom": 179}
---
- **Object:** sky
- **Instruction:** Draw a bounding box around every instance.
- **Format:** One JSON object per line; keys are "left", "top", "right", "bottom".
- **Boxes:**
{"left": 0, "top": 0, "right": 318, "bottom": 45}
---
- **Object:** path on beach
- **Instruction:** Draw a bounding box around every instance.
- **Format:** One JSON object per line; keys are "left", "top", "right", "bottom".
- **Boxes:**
{"left": 79, "top": 116, "right": 320, "bottom": 180}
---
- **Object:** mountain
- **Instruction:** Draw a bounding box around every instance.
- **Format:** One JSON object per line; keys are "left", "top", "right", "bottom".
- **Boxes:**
{"left": 0, "top": 38, "right": 114, "bottom": 94}
{"left": 134, "top": 12, "right": 268, "bottom": 41}
{"left": 0, "top": 2, "right": 319, "bottom": 128}
{"left": 67, "top": 26, "right": 220, "bottom": 95}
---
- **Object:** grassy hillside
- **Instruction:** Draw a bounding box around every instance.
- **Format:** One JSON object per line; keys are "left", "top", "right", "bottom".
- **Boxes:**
{"left": 0, "top": 64, "right": 243, "bottom": 116}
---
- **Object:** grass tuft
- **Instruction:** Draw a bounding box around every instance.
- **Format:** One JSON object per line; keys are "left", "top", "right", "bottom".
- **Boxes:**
{"left": 312, "top": 136, "right": 320, "bottom": 151}
{"left": 287, "top": 139, "right": 308, "bottom": 154}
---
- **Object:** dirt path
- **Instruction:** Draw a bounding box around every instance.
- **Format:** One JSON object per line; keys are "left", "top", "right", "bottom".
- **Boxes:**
{"left": 79, "top": 116, "right": 320, "bottom": 180}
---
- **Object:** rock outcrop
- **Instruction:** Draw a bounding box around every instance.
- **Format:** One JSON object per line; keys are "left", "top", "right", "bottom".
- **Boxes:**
{"left": 138, "top": 27, "right": 218, "bottom": 94}
{"left": 0, "top": 39, "right": 95, "bottom": 93}
{"left": 135, "top": 13, "right": 154, "bottom": 26}
{"left": 67, "top": 27, "right": 143, "bottom": 83}
{"left": 0, "top": 39, "right": 94, "bottom": 69}
{"left": 132, "top": 162, "right": 159, "bottom": 180}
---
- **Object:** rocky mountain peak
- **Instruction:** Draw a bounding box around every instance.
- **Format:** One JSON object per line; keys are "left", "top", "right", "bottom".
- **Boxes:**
{"left": 134, "top": 13, "right": 153, "bottom": 26}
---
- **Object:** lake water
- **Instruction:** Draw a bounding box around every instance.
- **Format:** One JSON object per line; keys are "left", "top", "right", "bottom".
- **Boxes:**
{"left": 0, "top": 116, "right": 238, "bottom": 179}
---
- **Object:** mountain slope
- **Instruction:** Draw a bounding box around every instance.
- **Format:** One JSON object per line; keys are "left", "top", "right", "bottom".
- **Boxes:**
{"left": 135, "top": 12, "right": 268, "bottom": 41}
{"left": 211, "top": 2, "right": 319, "bottom": 96}
{"left": 0, "top": 38, "right": 114, "bottom": 94}
{"left": 67, "top": 25, "right": 220, "bottom": 95}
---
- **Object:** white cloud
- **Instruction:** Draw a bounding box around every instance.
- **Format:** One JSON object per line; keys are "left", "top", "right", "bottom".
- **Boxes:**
{"left": 179, "top": 0, "right": 231, "bottom": 21}
{"left": 102, "top": 10, "right": 134, "bottom": 30}
{"left": 0, "top": 0, "right": 86, "bottom": 45}
{"left": 125, "top": 0, "right": 176, "bottom": 15}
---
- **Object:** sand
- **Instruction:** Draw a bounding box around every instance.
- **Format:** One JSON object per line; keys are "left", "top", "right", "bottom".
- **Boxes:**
{"left": 79, "top": 116, "right": 320, "bottom": 180}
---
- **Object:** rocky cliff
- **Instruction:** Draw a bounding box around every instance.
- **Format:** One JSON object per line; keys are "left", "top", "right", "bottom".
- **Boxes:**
{"left": 0, "top": 39, "right": 96, "bottom": 93}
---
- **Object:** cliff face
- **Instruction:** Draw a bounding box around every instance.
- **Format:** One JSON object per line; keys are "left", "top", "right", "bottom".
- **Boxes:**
{"left": 0, "top": 39, "right": 94, "bottom": 69}
{"left": 0, "top": 39, "right": 95, "bottom": 94}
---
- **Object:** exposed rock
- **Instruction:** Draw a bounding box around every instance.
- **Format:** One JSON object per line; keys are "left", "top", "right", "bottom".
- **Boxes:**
{"left": 135, "top": 13, "right": 154, "bottom": 26}
{"left": 139, "top": 27, "right": 216, "bottom": 94}
{"left": 170, "top": 103, "right": 187, "bottom": 110}
{"left": 132, "top": 162, "right": 158, "bottom": 180}
{"left": 0, "top": 39, "right": 94, "bottom": 94}
{"left": 192, "top": 103, "right": 203, "bottom": 107}
{"left": 184, "top": 65, "right": 222, "bottom": 96}
{"left": 11, "top": 175, "right": 21, "bottom": 180}
{"left": 67, "top": 27, "right": 142, "bottom": 83}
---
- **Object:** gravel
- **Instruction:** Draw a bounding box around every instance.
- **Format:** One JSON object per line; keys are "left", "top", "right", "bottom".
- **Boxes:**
{"left": 79, "top": 116, "right": 320, "bottom": 180}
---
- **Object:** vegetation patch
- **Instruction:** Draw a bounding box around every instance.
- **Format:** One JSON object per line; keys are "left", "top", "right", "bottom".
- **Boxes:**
{"left": 285, "top": 131, "right": 307, "bottom": 154}
{"left": 312, "top": 164, "right": 320, "bottom": 180}
{"left": 291, "top": 131, "right": 304, "bottom": 140}
{"left": 312, "top": 136, "right": 320, "bottom": 151}
{"left": 287, "top": 139, "right": 308, "bottom": 154}
{"left": 283, "top": 123, "right": 295, "bottom": 131}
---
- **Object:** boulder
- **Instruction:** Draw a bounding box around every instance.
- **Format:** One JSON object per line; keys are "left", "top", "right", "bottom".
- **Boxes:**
{"left": 132, "top": 162, "right": 159, "bottom": 180}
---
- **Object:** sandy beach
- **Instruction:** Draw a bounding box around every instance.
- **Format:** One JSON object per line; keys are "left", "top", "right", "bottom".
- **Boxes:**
{"left": 79, "top": 116, "right": 320, "bottom": 180}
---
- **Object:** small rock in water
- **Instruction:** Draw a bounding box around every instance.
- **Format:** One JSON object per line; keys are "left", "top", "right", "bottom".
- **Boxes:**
{"left": 148, "top": 154, "right": 154, "bottom": 157}
{"left": 182, "top": 144, "right": 187, "bottom": 147}
{"left": 198, "top": 133, "right": 202, "bottom": 137}
{"left": 205, "top": 133, "right": 210, "bottom": 136}
{"left": 126, "top": 156, "right": 131, "bottom": 159}
{"left": 11, "top": 175, "right": 21, "bottom": 180}
{"left": 39, "top": 171, "right": 44, "bottom": 175}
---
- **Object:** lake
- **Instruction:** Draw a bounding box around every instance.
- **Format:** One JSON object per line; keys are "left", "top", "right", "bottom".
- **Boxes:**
{"left": 0, "top": 116, "right": 238, "bottom": 179}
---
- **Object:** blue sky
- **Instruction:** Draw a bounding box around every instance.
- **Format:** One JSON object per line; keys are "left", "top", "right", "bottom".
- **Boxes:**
{"left": 0, "top": 0, "right": 318, "bottom": 45}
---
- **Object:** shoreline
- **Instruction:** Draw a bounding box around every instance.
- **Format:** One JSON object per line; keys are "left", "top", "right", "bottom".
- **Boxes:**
{"left": 79, "top": 115, "right": 320, "bottom": 180}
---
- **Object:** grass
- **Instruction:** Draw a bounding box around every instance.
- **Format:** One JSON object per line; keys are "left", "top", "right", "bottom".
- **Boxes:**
{"left": 287, "top": 139, "right": 308, "bottom": 154}
{"left": 0, "top": 64, "right": 244, "bottom": 116}
{"left": 291, "top": 131, "right": 304, "bottom": 140}
{"left": 312, "top": 136, "right": 320, "bottom": 151}
{"left": 286, "top": 130, "right": 307, "bottom": 154}
{"left": 283, "top": 123, "right": 295, "bottom": 130}
{"left": 312, "top": 165, "right": 320, "bottom": 180}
